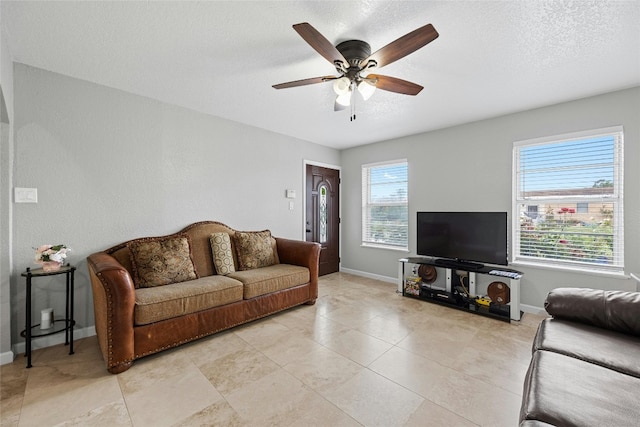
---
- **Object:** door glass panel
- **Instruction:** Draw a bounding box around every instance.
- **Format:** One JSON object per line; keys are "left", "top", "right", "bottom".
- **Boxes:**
{"left": 319, "top": 184, "right": 327, "bottom": 243}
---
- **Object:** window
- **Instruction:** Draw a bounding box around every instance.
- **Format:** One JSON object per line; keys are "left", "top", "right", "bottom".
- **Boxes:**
{"left": 362, "top": 160, "right": 408, "bottom": 250}
{"left": 513, "top": 127, "right": 624, "bottom": 273}
{"left": 576, "top": 202, "right": 589, "bottom": 214}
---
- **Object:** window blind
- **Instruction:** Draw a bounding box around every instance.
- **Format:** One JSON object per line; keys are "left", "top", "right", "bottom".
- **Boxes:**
{"left": 513, "top": 127, "right": 624, "bottom": 272}
{"left": 362, "top": 160, "right": 408, "bottom": 249}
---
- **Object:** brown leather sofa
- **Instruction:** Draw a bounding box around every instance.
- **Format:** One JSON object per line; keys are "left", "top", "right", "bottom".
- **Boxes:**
{"left": 520, "top": 287, "right": 640, "bottom": 426}
{"left": 87, "top": 221, "right": 321, "bottom": 374}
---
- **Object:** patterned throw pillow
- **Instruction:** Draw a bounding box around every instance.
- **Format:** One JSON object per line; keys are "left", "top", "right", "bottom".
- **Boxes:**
{"left": 210, "top": 232, "right": 235, "bottom": 275}
{"left": 233, "top": 230, "right": 276, "bottom": 271}
{"left": 128, "top": 235, "right": 198, "bottom": 288}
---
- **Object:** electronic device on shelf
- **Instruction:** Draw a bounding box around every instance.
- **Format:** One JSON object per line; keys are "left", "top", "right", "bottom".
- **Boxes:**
{"left": 489, "top": 269, "right": 522, "bottom": 279}
{"left": 416, "top": 211, "right": 508, "bottom": 267}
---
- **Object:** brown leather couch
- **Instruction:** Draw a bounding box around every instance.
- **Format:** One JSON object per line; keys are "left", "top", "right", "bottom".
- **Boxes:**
{"left": 520, "top": 287, "right": 640, "bottom": 426}
{"left": 87, "top": 221, "right": 321, "bottom": 374}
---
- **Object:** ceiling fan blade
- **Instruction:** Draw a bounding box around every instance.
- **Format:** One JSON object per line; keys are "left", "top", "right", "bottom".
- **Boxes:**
{"left": 360, "top": 23, "right": 439, "bottom": 69}
{"left": 293, "top": 23, "right": 348, "bottom": 69}
{"left": 366, "top": 74, "right": 423, "bottom": 95}
{"left": 272, "top": 76, "right": 337, "bottom": 89}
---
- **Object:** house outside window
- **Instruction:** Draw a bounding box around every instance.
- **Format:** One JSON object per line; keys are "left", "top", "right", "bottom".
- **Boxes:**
{"left": 513, "top": 126, "right": 624, "bottom": 273}
{"left": 362, "top": 160, "right": 408, "bottom": 250}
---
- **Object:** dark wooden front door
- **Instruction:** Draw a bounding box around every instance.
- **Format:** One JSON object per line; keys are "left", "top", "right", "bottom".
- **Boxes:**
{"left": 306, "top": 164, "right": 340, "bottom": 276}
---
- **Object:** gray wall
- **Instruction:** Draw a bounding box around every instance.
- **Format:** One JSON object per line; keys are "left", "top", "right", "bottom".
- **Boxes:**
{"left": 6, "top": 61, "right": 639, "bottom": 356}
{"left": 0, "top": 22, "right": 15, "bottom": 363}
{"left": 10, "top": 64, "right": 339, "bottom": 348}
{"left": 340, "top": 87, "right": 640, "bottom": 309}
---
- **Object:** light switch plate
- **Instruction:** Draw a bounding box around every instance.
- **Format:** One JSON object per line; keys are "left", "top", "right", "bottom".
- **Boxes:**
{"left": 286, "top": 189, "right": 296, "bottom": 199}
{"left": 15, "top": 187, "right": 38, "bottom": 203}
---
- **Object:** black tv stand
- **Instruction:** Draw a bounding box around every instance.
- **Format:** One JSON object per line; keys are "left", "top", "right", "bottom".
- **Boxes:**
{"left": 434, "top": 258, "right": 484, "bottom": 271}
{"left": 398, "top": 257, "right": 523, "bottom": 321}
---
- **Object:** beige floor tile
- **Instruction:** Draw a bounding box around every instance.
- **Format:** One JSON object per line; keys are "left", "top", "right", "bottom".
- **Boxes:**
{"left": 224, "top": 369, "right": 320, "bottom": 425}
{"left": 19, "top": 370, "right": 122, "bottom": 426}
{"left": 357, "top": 314, "right": 414, "bottom": 344}
{"left": 315, "top": 327, "right": 394, "bottom": 366}
{"left": 172, "top": 399, "right": 247, "bottom": 427}
{"left": 395, "top": 319, "right": 478, "bottom": 364}
{"left": 404, "top": 399, "right": 478, "bottom": 427}
{"left": 453, "top": 343, "right": 530, "bottom": 396}
{"left": 1, "top": 359, "right": 29, "bottom": 401}
{"left": 0, "top": 392, "right": 23, "bottom": 427}
{"left": 182, "top": 329, "right": 252, "bottom": 366}
{"left": 323, "top": 369, "right": 424, "bottom": 427}
{"left": 232, "top": 317, "right": 291, "bottom": 347}
{"left": 198, "top": 345, "right": 280, "bottom": 395}
{"left": 468, "top": 327, "right": 534, "bottom": 362}
{"left": 51, "top": 399, "right": 132, "bottom": 426}
{"left": 282, "top": 345, "right": 364, "bottom": 394}
{"left": 263, "top": 332, "right": 326, "bottom": 366}
{"left": 287, "top": 394, "right": 362, "bottom": 427}
{"left": 279, "top": 312, "right": 353, "bottom": 344}
{"left": 119, "top": 352, "right": 223, "bottom": 427}
{"left": 369, "top": 346, "right": 521, "bottom": 426}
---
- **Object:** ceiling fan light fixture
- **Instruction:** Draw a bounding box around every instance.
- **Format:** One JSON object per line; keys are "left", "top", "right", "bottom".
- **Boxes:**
{"left": 333, "top": 76, "right": 351, "bottom": 95}
{"left": 335, "top": 90, "right": 352, "bottom": 107}
{"left": 357, "top": 79, "right": 376, "bottom": 101}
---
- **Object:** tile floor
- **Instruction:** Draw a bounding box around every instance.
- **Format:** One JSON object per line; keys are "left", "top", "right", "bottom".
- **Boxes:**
{"left": 1, "top": 272, "right": 545, "bottom": 426}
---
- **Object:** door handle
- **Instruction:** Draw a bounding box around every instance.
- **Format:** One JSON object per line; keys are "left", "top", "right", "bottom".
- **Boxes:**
{"left": 306, "top": 229, "right": 312, "bottom": 233}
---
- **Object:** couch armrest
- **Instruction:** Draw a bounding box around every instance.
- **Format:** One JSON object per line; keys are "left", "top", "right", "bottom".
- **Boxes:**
{"left": 275, "top": 238, "right": 321, "bottom": 300}
{"left": 87, "top": 251, "right": 136, "bottom": 373}
{"left": 545, "top": 287, "right": 640, "bottom": 336}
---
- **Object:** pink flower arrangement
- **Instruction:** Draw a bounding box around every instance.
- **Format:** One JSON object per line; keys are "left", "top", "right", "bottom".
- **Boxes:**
{"left": 34, "top": 244, "right": 69, "bottom": 264}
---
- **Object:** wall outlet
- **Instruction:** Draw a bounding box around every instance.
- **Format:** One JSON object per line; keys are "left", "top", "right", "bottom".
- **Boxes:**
{"left": 15, "top": 188, "right": 38, "bottom": 203}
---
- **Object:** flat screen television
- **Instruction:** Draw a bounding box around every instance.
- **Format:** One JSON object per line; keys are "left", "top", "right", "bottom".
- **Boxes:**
{"left": 417, "top": 212, "right": 508, "bottom": 267}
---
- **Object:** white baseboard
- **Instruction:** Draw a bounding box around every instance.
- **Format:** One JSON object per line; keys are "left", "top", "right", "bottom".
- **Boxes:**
{"left": 0, "top": 350, "right": 15, "bottom": 365}
{"left": 9, "top": 325, "right": 96, "bottom": 361}
{"left": 339, "top": 267, "right": 397, "bottom": 284}
{"left": 520, "top": 303, "right": 546, "bottom": 315}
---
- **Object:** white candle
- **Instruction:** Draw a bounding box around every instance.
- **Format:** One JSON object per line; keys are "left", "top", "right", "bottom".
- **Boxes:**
{"left": 40, "top": 308, "right": 54, "bottom": 329}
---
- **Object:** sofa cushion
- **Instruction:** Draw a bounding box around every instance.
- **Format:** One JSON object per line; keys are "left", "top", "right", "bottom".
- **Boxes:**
{"left": 210, "top": 232, "right": 235, "bottom": 275}
{"left": 545, "top": 287, "right": 640, "bottom": 336}
{"left": 134, "top": 275, "right": 243, "bottom": 325}
{"left": 233, "top": 230, "right": 276, "bottom": 270}
{"left": 129, "top": 235, "right": 198, "bottom": 288}
{"left": 228, "top": 264, "right": 310, "bottom": 299}
{"left": 520, "top": 350, "right": 640, "bottom": 426}
{"left": 533, "top": 318, "right": 640, "bottom": 378}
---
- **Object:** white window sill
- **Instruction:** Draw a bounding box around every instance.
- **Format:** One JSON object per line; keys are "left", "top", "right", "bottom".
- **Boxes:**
{"left": 361, "top": 243, "right": 409, "bottom": 253}
{"left": 511, "top": 260, "right": 628, "bottom": 279}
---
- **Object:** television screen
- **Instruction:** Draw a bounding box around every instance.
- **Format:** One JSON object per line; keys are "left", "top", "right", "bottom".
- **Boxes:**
{"left": 417, "top": 212, "right": 508, "bottom": 266}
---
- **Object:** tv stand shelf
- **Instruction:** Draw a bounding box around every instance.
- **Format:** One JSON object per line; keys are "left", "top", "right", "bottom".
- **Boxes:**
{"left": 398, "top": 257, "right": 523, "bottom": 321}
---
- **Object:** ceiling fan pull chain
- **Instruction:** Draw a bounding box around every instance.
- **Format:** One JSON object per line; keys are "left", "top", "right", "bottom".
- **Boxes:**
{"left": 351, "top": 87, "right": 356, "bottom": 121}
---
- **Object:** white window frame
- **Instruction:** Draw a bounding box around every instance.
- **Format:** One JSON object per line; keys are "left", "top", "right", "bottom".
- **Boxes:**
{"left": 362, "top": 159, "right": 409, "bottom": 251}
{"left": 512, "top": 126, "right": 624, "bottom": 274}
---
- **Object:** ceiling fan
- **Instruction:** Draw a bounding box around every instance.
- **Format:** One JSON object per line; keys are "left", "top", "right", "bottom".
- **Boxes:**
{"left": 273, "top": 22, "right": 439, "bottom": 118}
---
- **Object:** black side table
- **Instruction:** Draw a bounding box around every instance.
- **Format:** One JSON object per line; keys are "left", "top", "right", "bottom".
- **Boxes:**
{"left": 20, "top": 264, "right": 76, "bottom": 368}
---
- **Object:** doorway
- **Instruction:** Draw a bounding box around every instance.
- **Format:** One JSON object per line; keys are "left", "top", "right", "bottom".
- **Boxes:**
{"left": 305, "top": 164, "right": 340, "bottom": 276}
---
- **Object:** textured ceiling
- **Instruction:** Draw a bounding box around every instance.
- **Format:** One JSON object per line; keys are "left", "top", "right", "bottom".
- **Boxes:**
{"left": 2, "top": 1, "right": 639, "bottom": 150}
